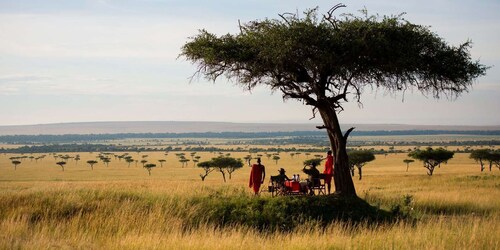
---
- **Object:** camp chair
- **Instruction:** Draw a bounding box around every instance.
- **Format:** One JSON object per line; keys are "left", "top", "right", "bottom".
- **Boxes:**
{"left": 268, "top": 175, "right": 287, "bottom": 197}
{"left": 309, "top": 174, "right": 326, "bottom": 195}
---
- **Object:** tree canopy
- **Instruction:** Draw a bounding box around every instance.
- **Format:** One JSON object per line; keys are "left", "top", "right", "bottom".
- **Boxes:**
{"left": 199, "top": 156, "right": 244, "bottom": 182}
{"left": 181, "top": 5, "right": 487, "bottom": 196}
{"left": 409, "top": 147, "right": 454, "bottom": 176}
{"left": 181, "top": 7, "right": 486, "bottom": 107}
{"left": 347, "top": 150, "right": 375, "bottom": 180}
{"left": 470, "top": 149, "right": 500, "bottom": 172}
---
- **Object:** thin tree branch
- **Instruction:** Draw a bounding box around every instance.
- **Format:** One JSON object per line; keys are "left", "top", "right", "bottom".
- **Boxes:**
{"left": 343, "top": 127, "right": 355, "bottom": 142}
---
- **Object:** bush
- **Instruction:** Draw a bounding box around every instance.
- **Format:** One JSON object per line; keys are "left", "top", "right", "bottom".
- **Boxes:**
{"left": 187, "top": 193, "right": 393, "bottom": 231}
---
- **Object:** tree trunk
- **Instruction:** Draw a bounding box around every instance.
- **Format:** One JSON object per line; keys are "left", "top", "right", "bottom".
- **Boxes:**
{"left": 317, "top": 104, "right": 357, "bottom": 197}
{"left": 425, "top": 163, "right": 435, "bottom": 176}
{"left": 219, "top": 169, "right": 226, "bottom": 182}
{"left": 357, "top": 166, "right": 362, "bottom": 180}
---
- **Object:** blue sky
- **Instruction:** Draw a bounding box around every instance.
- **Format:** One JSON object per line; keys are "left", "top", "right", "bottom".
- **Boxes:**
{"left": 0, "top": 0, "right": 499, "bottom": 126}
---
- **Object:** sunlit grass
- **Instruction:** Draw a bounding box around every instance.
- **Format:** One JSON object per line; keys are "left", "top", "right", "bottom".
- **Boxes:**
{"left": 0, "top": 149, "right": 499, "bottom": 249}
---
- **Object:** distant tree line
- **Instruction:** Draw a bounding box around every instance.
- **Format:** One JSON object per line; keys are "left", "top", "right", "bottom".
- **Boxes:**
{"left": 0, "top": 144, "right": 331, "bottom": 154}
{"left": 0, "top": 130, "right": 498, "bottom": 144}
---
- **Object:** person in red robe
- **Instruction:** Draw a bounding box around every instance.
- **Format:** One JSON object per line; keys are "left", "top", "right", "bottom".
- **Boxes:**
{"left": 249, "top": 158, "right": 266, "bottom": 195}
{"left": 323, "top": 150, "right": 334, "bottom": 194}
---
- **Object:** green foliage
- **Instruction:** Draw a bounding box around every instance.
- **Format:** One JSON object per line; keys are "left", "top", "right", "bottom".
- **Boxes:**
{"left": 11, "top": 160, "right": 21, "bottom": 170}
{"left": 470, "top": 149, "right": 500, "bottom": 171}
{"left": 181, "top": 7, "right": 487, "bottom": 105}
{"left": 56, "top": 161, "right": 67, "bottom": 171}
{"left": 189, "top": 193, "right": 392, "bottom": 231}
{"left": 347, "top": 150, "right": 375, "bottom": 180}
{"left": 348, "top": 150, "right": 376, "bottom": 166}
{"left": 409, "top": 147, "right": 454, "bottom": 176}
{"left": 303, "top": 158, "right": 322, "bottom": 167}
{"left": 144, "top": 163, "right": 156, "bottom": 176}
{"left": 272, "top": 155, "right": 280, "bottom": 165}
{"left": 403, "top": 159, "right": 415, "bottom": 171}
{"left": 197, "top": 157, "right": 244, "bottom": 182}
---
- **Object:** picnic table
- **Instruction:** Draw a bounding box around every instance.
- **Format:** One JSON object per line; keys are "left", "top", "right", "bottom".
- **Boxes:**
{"left": 268, "top": 174, "right": 326, "bottom": 196}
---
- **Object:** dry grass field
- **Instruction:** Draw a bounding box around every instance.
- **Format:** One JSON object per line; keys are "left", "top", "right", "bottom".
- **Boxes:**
{"left": 0, "top": 148, "right": 499, "bottom": 249}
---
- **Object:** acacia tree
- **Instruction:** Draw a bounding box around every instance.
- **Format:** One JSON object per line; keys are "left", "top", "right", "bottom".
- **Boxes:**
{"left": 144, "top": 163, "right": 156, "bottom": 176}
{"left": 102, "top": 157, "right": 111, "bottom": 167}
{"left": 197, "top": 161, "right": 214, "bottom": 181}
{"left": 181, "top": 6, "right": 487, "bottom": 196}
{"left": 11, "top": 160, "right": 21, "bottom": 170}
{"left": 125, "top": 157, "right": 134, "bottom": 168}
{"left": 56, "top": 161, "right": 67, "bottom": 171}
{"left": 485, "top": 150, "right": 500, "bottom": 171}
{"left": 158, "top": 159, "right": 166, "bottom": 167}
{"left": 403, "top": 159, "right": 415, "bottom": 172}
{"left": 211, "top": 156, "right": 244, "bottom": 182}
{"left": 272, "top": 155, "right": 281, "bottom": 165}
{"left": 469, "top": 149, "right": 490, "bottom": 172}
{"left": 409, "top": 147, "right": 454, "bottom": 176}
{"left": 74, "top": 155, "right": 80, "bottom": 165}
{"left": 87, "top": 160, "right": 98, "bottom": 170}
{"left": 347, "top": 150, "right": 375, "bottom": 180}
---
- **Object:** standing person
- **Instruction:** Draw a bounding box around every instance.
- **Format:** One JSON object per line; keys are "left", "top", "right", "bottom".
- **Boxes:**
{"left": 249, "top": 158, "right": 266, "bottom": 195}
{"left": 323, "top": 150, "right": 334, "bottom": 194}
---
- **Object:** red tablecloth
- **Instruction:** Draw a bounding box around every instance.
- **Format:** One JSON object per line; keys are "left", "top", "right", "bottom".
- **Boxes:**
{"left": 285, "top": 180, "right": 301, "bottom": 192}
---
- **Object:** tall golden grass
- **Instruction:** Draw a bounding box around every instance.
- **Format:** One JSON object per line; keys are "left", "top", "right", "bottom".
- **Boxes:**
{"left": 0, "top": 149, "right": 499, "bottom": 249}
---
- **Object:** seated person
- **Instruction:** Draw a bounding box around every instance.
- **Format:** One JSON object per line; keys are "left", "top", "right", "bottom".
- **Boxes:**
{"left": 274, "top": 168, "right": 291, "bottom": 183}
{"left": 270, "top": 168, "right": 291, "bottom": 192}
{"left": 302, "top": 163, "right": 321, "bottom": 188}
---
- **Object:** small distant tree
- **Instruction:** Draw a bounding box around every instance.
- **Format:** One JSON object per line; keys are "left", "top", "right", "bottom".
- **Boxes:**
{"left": 211, "top": 156, "right": 244, "bottom": 182}
{"left": 87, "top": 160, "right": 98, "bottom": 170}
{"left": 409, "top": 147, "right": 454, "bottom": 176}
{"left": 179, "top": 158, "right": 190, "bottom": 167}
{"left": 158, "top": 159, "right": 166, "bottom": 167}
{"left": 144, "top": 163, "right": 156, "bottom": 176}
{"left": 243, "top": 155, "right": 252, "bottom": 166}
{"left": 266, "top": 154, "right": 272, "bottom": 160}
{"left": 272, "top": 155, "right": 281, "bottom": 165}
{"left": 303, "top": 158, "right": 322, "bottom": 168}
{"left": 140, "top": 159, "right": 148, "bottom": 167}
{"left": 102, "top": 157, "right": 111, "bottom": 167}
{"left": 197, "top": 161, "right": 214, "bottom": 181}
{"left": 225, "top": 158, "right": 244, "bottom": 180}
{"left": 486, "top": 150, "right": 500, "bottom": 171}
{"left": 470, "top": 149, "right": 493, "bottom": 172}
{"left": 74, "top": 155, "right": 80, "bottom": 165}
{"left": 11, "top": 160, "right": 21, "bottom": 170}
{"left": 56, "top": 161, "right": 67, "bottom": 171}
{"left": 348, "top": 150, "right": 375, "bottom": 180}
{"left": 125, "top": 157, "right": 134, "bottom": 168}
{"left": 403, "top": 159, "right": 415, "bottom": 172}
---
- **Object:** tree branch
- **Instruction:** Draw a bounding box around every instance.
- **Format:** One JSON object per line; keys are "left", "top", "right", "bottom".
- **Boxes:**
{"left": 343, "top": 127, "right": 355, "bottom": 142}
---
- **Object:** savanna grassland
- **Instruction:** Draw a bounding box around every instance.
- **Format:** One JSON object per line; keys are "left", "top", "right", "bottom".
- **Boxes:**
{"left": 0, "top": 144, "right": 499, "bottom": 249}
